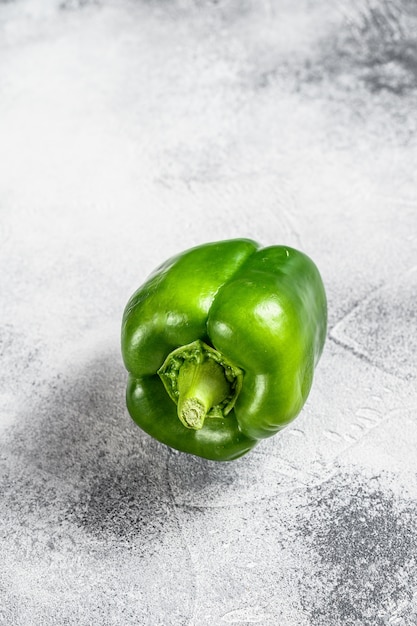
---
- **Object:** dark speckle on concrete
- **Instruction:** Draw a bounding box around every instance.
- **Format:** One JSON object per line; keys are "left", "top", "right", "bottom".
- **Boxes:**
{"left": 67, "top": 464, "right": 173, "bottom": 545}
{"left": 2, "top": 350, "right": 175, "bottom": 546}
{"left": 324, "top": 0, "right": 417, "bottom": 94}
{"left": 299, "top": 471, "right": 417, "bottom": 626}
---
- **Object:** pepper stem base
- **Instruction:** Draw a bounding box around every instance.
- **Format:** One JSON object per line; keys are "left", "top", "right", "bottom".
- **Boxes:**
{"left": 158, "top": 340, "right": 243, "bottom": 431}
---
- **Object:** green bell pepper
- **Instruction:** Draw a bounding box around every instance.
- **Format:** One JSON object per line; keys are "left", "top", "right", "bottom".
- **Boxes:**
{"left": 121, "top": 238, "right": 327, "bottom": 461}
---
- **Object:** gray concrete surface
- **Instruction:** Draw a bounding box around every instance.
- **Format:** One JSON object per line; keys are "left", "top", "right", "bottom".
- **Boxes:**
{"left": 1, "top": 1, "right": 417, "bottom": 624}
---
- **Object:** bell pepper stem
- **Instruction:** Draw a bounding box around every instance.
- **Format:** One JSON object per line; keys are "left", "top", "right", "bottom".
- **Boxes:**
{"left": 176, "top": 357, "right": 231, "bottom": 430}
{"left": 158, "top": 340, "right": 243, "bottom": 430}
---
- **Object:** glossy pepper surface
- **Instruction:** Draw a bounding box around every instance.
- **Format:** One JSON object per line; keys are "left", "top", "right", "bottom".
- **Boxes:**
{"left": 121, "top": 239, "right": 327, "bottom": 461}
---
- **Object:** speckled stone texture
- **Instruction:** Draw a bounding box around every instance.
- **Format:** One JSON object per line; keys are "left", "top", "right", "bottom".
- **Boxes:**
{"left": 1, "top": 1, "right": 417, "bottom": 624}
